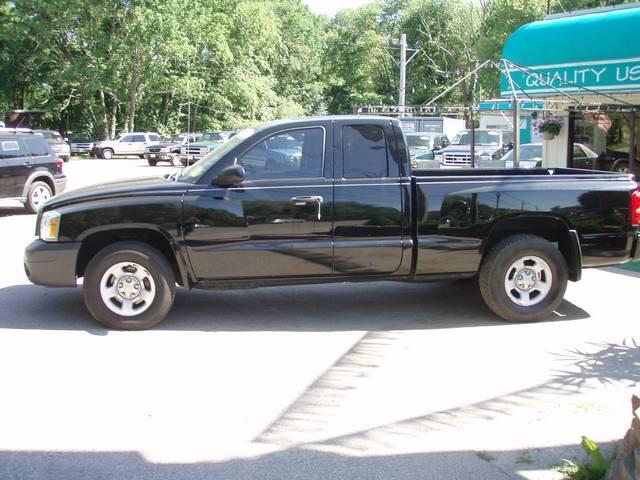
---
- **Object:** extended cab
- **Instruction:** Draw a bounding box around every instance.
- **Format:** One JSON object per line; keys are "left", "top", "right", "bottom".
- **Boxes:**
{"left": 24, "top": 116, "right": 640, "bottom": 330}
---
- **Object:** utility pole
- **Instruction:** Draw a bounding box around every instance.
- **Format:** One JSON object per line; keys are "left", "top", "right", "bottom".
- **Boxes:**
{"left": 398, "top": 34, "right": 421, "bottom": 116}
{"left": 399, "top": 33, "right": 407, "bottom": 114}
{"left": 512, "top": 95, "right": 520, "bottom": 167}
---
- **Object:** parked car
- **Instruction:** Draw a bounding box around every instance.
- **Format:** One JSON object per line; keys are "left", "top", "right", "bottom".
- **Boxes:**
{"left": 35, "top": 130, "right": 71, "bottom": 162}
{"left": 406, "top": 132, "right": 449, "bottom": 168}
{"left": 23, "top": 116, "right": 640, "bottom": 330}
{"left": 0, "top": 133, "right": 66, "bottom": 212}
{"left": 180, "top": 131, "right": 235, "bottom": 166}
{"left": 92, "top": 132, "right": 161, "bottom": 159}
{"left": 240, "top": 132, "right": 302, "bottom": 173}
{"left": 434, "top": 129, "right": 512, "bottom": 168}
{"left": 144, "top": 133, "right": 200, "bottom": 166}
{"left": 69, "top": 133, "right": 95, "bottom": 156}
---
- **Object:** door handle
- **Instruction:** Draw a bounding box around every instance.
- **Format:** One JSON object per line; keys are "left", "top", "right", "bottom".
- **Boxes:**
{"left": 24, "top": 161, "right": 32, "bottom": 168}
{"left": 290, "top": 195, "right": 324, "bottom": 220}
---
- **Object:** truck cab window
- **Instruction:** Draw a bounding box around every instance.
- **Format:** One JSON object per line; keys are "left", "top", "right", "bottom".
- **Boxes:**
{"left": 238, "top": 127, "right": 324, "bottom": 180}
{"left": 343, "top": 125, "right": 388, "bottom": 178}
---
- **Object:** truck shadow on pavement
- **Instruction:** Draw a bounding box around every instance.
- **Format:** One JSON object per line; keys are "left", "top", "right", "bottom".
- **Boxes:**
{"left": 0, "top": 441, "right": 620, "bottom": 480}
{"left": 0, "top": 280, "right": 590, "bottom": 333}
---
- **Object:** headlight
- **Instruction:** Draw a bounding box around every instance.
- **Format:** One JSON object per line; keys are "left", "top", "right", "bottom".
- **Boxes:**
{"left": 160, "top": 147, "right": 170, "bottom": 153}
{"left": 435, "top": 153, "right": 443, "bottom": 161}
{"left": 40, "top": 210, "right": 61, "bottom": 241}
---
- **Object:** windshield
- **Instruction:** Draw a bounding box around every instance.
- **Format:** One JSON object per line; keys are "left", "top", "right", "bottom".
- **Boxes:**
{"left": 406, "top": 135, "right": 433, "bottom": 148}
{"left": 178, "top": 128, "right": 255, "bottom": 182}
{"left": 200, "top": 132, "right": 225, "bottom": 142}
{"left": 452, "top": 131, "right": 500, "bottom": 146}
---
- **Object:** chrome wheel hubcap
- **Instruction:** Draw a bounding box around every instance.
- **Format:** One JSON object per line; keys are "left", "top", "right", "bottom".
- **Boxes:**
{"left": 504, "top": 256, "right": 552, "bottom": 306}
{"left": 100, "top": 262, "right": 155, "bottom": 316}
{"left": 31, "top": 185, "right": 51, "bottom": 209}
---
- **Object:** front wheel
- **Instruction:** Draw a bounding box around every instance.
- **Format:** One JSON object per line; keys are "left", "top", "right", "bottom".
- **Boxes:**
{"left": 479, "top": 235, "right": 567, "bottom": 322}
{"left": 101, "top": 148, "right": 114, "bottom": 160}
{"left": 83, "top": 241, "right": 176, "bottom": 330}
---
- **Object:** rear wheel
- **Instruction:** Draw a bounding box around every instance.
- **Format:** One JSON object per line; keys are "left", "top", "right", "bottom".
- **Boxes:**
{"left": 147, "top": 158, "right": 157, "bottom": 166}
{"left": 83, "top": 241, "right": 175, "bottom": 330}
{"left": 101, "top": 148, "right": 114, "bottom": 160}
{"left": 479, "top": 235, "right": 567, "bottom": 322}
{"left": 25, "top": 180, "right": 52, "bottom": 213}
{"left": 612, "top": 160, "right": 629, "bottom": 173}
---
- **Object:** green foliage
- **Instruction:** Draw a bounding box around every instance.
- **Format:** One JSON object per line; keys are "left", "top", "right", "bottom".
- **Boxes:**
{"left": 0, "top": 0, "right": 620, "bottom": 135}
{"left": 555, "top": 436, "right": 617, "bottom": 480}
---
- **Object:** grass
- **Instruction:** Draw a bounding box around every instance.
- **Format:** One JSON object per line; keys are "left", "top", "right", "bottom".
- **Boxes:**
{"left": 476, "top": 451, "right": 496, "bottom": 462}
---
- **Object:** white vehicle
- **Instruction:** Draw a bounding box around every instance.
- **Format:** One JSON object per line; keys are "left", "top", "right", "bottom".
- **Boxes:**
{"left": 92, "top": 132, "right": 161, "bottom": 159}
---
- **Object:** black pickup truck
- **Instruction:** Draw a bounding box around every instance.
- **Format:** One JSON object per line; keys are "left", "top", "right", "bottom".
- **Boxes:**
{"left": 24, "top": 116, "right": 640, "bottom": 330}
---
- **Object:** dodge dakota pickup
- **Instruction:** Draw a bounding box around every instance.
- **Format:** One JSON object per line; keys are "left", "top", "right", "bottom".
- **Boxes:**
{"left": 24, "top": 116, "right": 640, "bottom": 330}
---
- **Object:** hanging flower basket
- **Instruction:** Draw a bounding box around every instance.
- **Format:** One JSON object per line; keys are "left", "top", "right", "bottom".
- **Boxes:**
{"left": 538, "top": 117, "right": 563, "bottom": 141}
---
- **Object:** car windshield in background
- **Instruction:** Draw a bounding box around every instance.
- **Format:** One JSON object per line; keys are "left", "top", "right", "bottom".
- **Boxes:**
{"left": 266, "top": 135, "right": 299, "bottom": 150}
{"left": 502, "top": 145, "right": 542, "bottom": 162}
{"left": 40, "top": 131, "right": 62, "bottom": 141}
{"left": 452, "top": 131, "right": 500, "bottom": 146}
{"left": 200, "top": 133, "right": 225, "bottom": 142}
{"left": 171, "top": 135, "right": 187, "bottom": 142}
{"left": 178, "top": 128, "right": 255, "bottom": 182}
{"left": 406, "top": 135, "right": 433, "bottom": 148}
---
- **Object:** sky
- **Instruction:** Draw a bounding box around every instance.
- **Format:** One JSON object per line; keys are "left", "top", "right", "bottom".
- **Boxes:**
{"left": 302, "top": 0, "right": 373, "bottom": 17}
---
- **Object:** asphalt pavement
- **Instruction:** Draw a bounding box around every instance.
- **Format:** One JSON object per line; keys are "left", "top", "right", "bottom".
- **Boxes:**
{"left": 0, "top": 158, "right": 638, "bottom": 480}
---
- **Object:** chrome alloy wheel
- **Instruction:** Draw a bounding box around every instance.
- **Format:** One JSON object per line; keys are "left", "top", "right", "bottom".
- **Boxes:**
{"left": 99, "top": 262, "right": 156, "bottom": 316}
{"left": 31, "top": 184, "right": 51, "bottom": 209}
{"left": 504, "top": 255, "right": 552, "bottom": 307}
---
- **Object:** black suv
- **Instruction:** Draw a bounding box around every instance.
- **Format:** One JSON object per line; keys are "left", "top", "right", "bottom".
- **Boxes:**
{"left": 0, "top": 132, "right": 67, "bottom": 212}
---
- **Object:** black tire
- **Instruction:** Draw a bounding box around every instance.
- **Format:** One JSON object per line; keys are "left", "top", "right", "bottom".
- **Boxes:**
{"left": 25, "top": 180, "right": 53, "bottom": 213}
{"left": 83, "top": 241, "right": 176, "bottom": 330}
{"left": 101, "top": 148, "right": 114, "bottom": 160}
{"left": 171, "top": 153, "right": 180, "bottom": 166}
{"left": 147, "top": 158, "right": 157, "bottom": 167}
{"left": 139, "top": 154, "right": 145, "bottom": 159}
{"left": 612, "top": 160, "right": 629, "bottom": 173}
{"left": 479, "top": 234, "right": 568, "bottom": 322}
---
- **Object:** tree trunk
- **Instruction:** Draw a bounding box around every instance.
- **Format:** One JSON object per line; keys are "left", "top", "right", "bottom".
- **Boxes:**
{"left": 161, "top": 92, "right": 171, "bottom": 126}
{"left": 98, "top": 90, "right": 109, "bottom": 140}
{"left": 125, "top": 46, "right": 141, "bottom": 133}
{"left": 110, "top": 96, "right": 117, "bottom": 139}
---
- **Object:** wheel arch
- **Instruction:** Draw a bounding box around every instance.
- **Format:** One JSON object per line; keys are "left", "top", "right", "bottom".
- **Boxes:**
{"left": 76, "top": 227, "right": 192, "bottom": 288}
{"left": 481, "top": 215, "right": 582, "bottom": 282}
{"left": 21, "top": 170, "right": 55, "bottom": 199}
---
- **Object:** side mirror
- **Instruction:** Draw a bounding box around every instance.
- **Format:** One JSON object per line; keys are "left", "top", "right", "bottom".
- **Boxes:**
{"left": 213, "top": 164, "right": 245, "bottom": 187}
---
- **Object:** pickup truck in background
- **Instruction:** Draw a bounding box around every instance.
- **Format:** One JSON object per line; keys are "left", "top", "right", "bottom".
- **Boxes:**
{"left": 24, "top": 116, "right": 640, "bottom": 330}
{"left": 435, "top": 129, "right": 513, "bottom": 167}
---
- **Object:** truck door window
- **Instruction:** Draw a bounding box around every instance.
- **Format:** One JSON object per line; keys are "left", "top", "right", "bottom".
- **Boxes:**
{"left": 238, "top": 127, "right": 324, "bottom": 180}
{"left": 120, "top": 135, "right": 134, "bottom": 143}
{"left": 132, "top": 135, "right": 146, "bottom": 143}
{"left": 343, "top": 125, "right": 388, "bottom": 178}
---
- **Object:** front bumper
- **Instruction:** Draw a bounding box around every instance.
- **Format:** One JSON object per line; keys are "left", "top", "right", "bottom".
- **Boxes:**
{"left": 145, "top": 152, "right": 173, "bottom": 161}
{"left": 24, "top": 239, "right": 81, "bottom": 287}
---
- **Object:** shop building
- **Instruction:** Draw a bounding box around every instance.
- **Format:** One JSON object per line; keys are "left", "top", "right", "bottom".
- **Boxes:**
{"left": 500, "top": 3, "right": 640, "bottom": 174}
